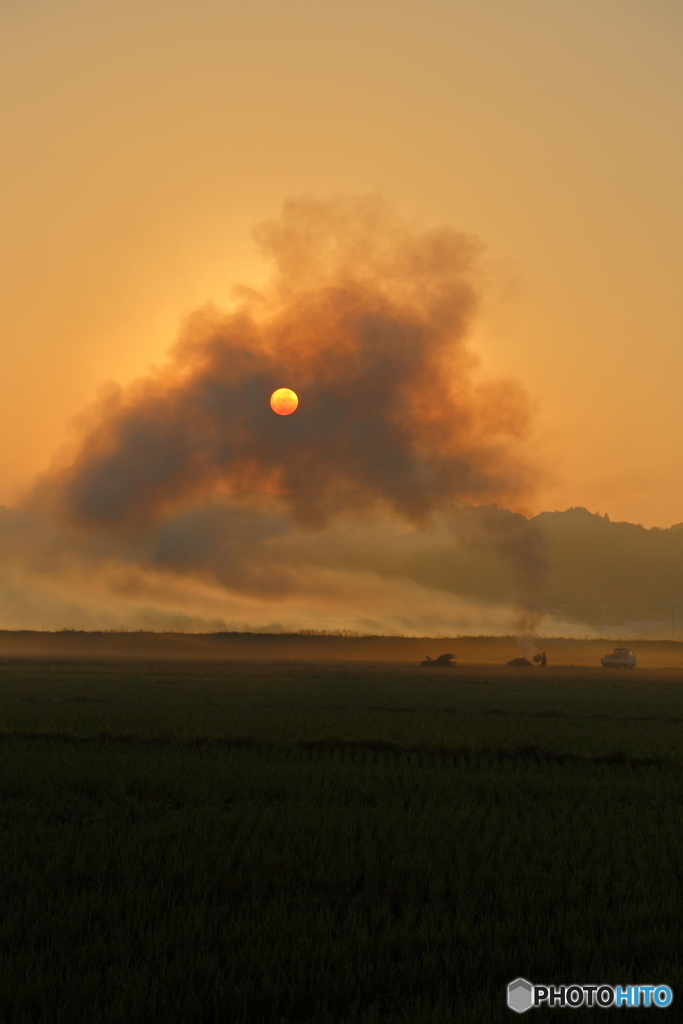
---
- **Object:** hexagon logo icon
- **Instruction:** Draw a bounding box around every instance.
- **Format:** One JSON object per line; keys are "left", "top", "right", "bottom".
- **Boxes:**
{"left": 507, "top": 978, "right": 534, "bottom": 1013}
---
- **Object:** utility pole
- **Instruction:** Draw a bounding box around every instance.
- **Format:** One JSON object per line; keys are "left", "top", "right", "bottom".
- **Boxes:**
{"left": 673, "top": 605, "right": 676, "bottom": 641}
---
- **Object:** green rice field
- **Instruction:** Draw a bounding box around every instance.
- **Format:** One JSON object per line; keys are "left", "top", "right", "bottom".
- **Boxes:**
{"left": 1, "top": 655, "right": 682, "bottom": 1022}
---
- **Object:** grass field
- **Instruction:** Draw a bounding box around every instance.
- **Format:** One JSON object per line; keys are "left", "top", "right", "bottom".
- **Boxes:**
{"left": 1, "top": 654, "right": 682, "bottom": 1021}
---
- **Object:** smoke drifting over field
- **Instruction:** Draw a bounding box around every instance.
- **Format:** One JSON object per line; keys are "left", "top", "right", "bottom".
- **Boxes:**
{"left": 1, "top": 198, "right": 567, "bottom": 634}
{"left": 35, "top": 197, "right": 533, "bottom": 530}
{"left": 0, "top": 501, "right": 680, "bottom": 636}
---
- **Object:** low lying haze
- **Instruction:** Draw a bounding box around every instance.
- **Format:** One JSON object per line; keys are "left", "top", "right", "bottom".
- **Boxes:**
{"left": 0, "top": 499, "right": 681, "bottom": 636}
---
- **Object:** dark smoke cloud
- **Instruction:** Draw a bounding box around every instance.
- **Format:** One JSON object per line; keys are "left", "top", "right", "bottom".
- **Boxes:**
{"left": 33, "top": 196, "right": 534, "bottom": 532}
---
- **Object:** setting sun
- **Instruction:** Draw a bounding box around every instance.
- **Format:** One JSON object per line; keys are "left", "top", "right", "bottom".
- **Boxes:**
{"left": 270, "top": 388, "right": 299, "bottom": 416}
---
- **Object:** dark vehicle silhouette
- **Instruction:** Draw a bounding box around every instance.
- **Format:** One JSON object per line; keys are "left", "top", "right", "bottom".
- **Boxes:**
{"left": 420, "top": 653, "right": 456, "bottom": 667}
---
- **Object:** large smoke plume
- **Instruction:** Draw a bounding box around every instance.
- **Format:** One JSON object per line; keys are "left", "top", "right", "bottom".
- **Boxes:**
{"left": 17, "top": 196, "right": 551, "bottom": 634}
{"left": 35, "top": 196, "right": 534, "bottom": 532}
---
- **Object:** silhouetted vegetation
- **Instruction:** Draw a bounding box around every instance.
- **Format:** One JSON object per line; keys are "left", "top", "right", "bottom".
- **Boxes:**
{"left": 0, "top": 659, "right": 682, "bottom": 1021}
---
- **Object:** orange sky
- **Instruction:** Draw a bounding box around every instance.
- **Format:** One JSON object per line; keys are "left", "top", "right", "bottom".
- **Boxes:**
{"left": 1, "top": 0, "right": 682, "bottom": 527}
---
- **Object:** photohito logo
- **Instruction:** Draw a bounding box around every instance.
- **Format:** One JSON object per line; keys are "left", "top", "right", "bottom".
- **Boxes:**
{"left": 507, "top": 978, "right": 673, "bottom": 1012}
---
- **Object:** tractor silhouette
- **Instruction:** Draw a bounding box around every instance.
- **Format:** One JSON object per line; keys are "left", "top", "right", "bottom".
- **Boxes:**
{"left": 420, "top": 653, "right": 456, "bottom": 668}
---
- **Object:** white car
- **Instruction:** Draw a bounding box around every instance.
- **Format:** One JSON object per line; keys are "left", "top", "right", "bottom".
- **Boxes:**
{"left": 600, "top": 648, "right": 637, "bottom": 669}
